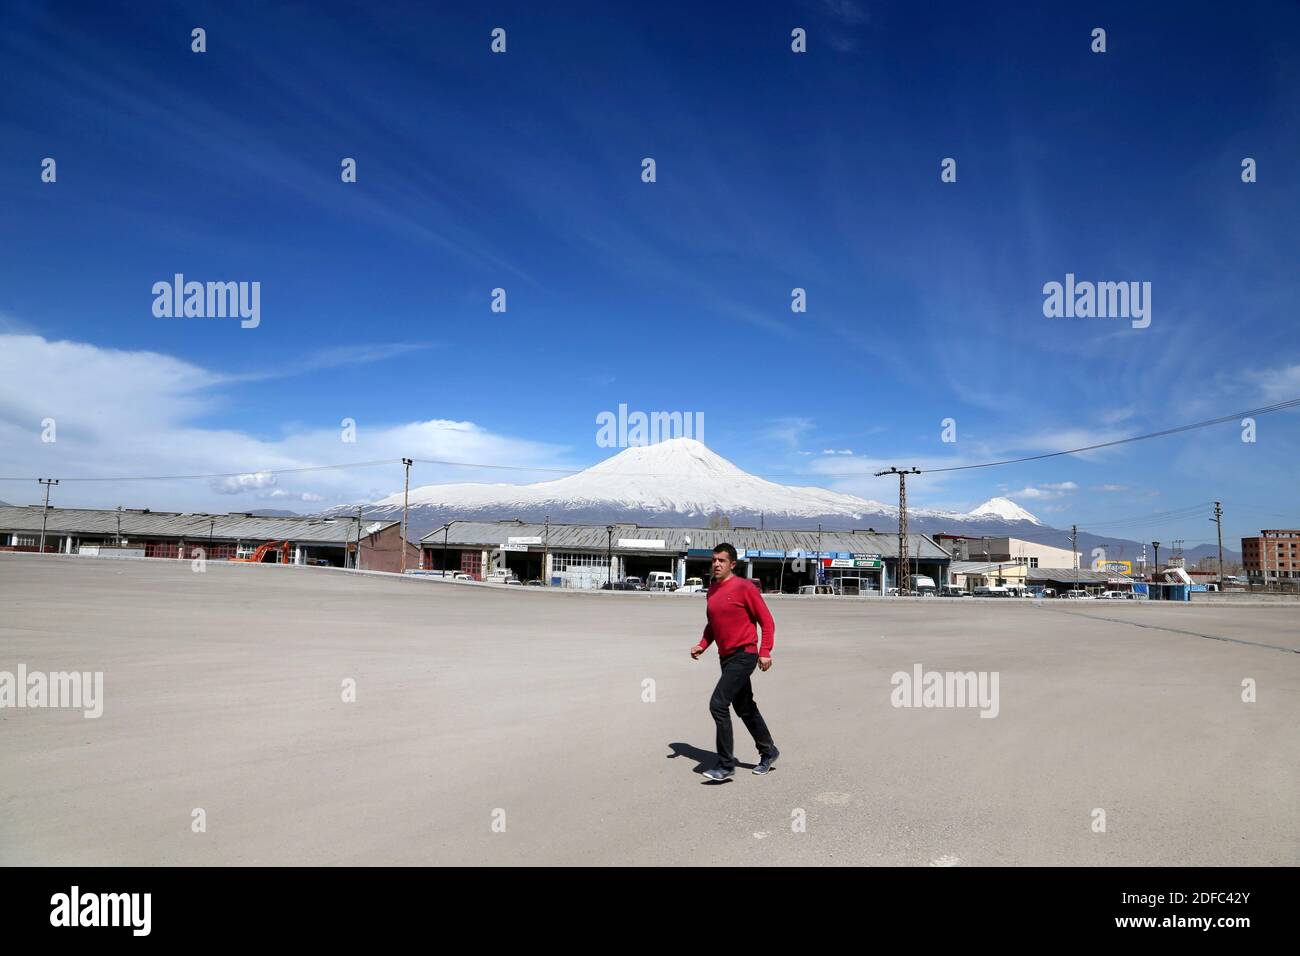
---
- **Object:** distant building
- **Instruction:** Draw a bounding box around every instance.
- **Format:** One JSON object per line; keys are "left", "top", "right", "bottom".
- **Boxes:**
{"left": 0, "top": 505, "right": 420, "bottom": 573}
{"left": 1240, "top": 530, "right": 1300, "bottom": 583}
{"left": 948, "top": 561, "right": 1029, "bottom": 592}
{"left": 934, "top": 534, "right": 1079, "bottom": 569}
{"left": 419, "top": 519, "right": 951, "bottom": 592}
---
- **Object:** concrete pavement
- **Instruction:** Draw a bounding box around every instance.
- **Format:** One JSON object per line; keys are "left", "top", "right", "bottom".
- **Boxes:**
{"left": 1, "top": 554, "right": 1296, "bottom": 866}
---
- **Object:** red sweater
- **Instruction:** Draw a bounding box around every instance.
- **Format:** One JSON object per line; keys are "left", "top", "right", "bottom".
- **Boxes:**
{"left": 696, "top": 575, "right": 775, "bottom": 658}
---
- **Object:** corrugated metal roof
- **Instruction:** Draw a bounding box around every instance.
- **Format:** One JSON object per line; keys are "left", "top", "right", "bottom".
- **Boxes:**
{"left": 1025, "top": 567, "right": 1131, "bottom": 583}
{"left": 0, "top": 505, "right": 396, "bottom": 544}
{"left": 419, "top": 519, "right": 949, "bottom": 559}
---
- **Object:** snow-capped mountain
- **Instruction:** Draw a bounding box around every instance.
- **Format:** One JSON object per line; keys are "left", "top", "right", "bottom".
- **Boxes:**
{"left": 963, "top": 496, "right": 1044, "bottom": 526}
{"left": 325, "top": 438, "right": 1044, "bottom": 539}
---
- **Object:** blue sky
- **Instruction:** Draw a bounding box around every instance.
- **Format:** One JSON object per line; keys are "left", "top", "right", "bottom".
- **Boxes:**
{"left": 1, "top": 0, "right": 1298, "bottom": 546}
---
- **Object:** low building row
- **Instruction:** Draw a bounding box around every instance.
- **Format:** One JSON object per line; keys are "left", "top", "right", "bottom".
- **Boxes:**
{"left": 0, "top": 505, "right": 420, "bottom": 573}
{"left": 419, "top": 519, "right": 951, "bottom": 593}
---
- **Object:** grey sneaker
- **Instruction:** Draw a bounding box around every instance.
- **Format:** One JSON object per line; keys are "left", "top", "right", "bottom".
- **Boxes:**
{"left": 752, "top": 749, "right": 780, "bottom": 775}
{"left": 701, "top": 767, "right": 734, "bottom": 782}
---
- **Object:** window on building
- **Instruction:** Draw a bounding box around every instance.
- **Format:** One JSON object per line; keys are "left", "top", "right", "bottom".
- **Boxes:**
{"left": 550, "top": 551, "right": 609, "bottom": 572}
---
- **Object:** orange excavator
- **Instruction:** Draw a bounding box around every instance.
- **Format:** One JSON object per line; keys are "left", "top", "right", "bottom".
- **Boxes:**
{"left": 230, "top": 540, "right": 293, "bottom": 564}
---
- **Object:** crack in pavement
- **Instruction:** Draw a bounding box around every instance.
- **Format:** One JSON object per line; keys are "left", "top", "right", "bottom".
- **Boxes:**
{"left": 1033, "top": 606, "right": 1300, "bottom": 655}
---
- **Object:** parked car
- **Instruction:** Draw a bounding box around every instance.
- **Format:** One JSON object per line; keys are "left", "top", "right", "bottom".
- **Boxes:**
{"left": 524, "top": 579, "right": 546, "bottom": 587}
{"left": 1063, "top": 589, "right": 1092, "bottom": 599}
{"left": 647, "top": 572, "right": 678, "bottom": 591}
{"left": 601, "top": 577, "right": 646, "bottom": 591}
{"left": 798, "top": 584, "right": 835, "bottom": 595}
{"left": 1099, "top": 590, "right": 1127, "bottom": 600}
{"left": 974, "top": 585, "right": 1011, "bottom": 597}
{"left": 940, "top": 585, "right": 967, "bottom": 597}
{"left": 676, "top": 576, "right": 706, "bottom": 593}
{"left": 485, "top": 569, "right": 521, "bottom": 585}
{"left": 453, "top": 572, "right": 474, "bottom": 581}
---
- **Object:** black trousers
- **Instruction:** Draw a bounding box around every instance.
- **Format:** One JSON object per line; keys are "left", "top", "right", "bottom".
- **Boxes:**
{"left": 709, "top": 650, "right": 777, "bottom": 771}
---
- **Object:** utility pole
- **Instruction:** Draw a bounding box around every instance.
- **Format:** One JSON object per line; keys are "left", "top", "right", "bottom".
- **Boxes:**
{"left": 606, "top": 525, "right": 614, "bottom": 588}
{"left": 401, "top": 457, "right": 413, "bottom": 574}
{"left": 116, "top": 505, "right": 123, "bottom": 547}
{"left": 1261, "top": 530, "right": 1270, "bottom": 591}
{"left": 37, "top": 479, "right": 58, "bottom": 553}
{"left": 1071, "top": 524, "right": 1078, "bottom": 593}
{"left": 817, "top": 523, "right": 823, "bottom": 586}
{"left": 875, "top": 467, "right": 919, "bottom": 595}
{"left": 1211, "top": 502, "right": 1224, "bottom": 591}
{"left": 543, "top": 515, "right": 549, "bottom": 586}
{"left": 356, "top": 506, "right": 363, "bottom": 571}
{"left": 443, "top": 522, "right": 451, "bottom": 577}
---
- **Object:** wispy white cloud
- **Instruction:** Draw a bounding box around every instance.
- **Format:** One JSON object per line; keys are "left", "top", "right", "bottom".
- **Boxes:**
{"left": 0, "top": 333, "right": 577, "bottom": 511}
{"left": 820, "top": 0, "right": 869, "bottom": 25}
{"left": 762, "top": 416, "right": 816, "bottom": 449}
{"left": 218, "top": 343, "right": 437, "bottom": 383}
{"left": 1255, "top": 362, "right": 1300, "bottom": 402}
{"left": 1004, "top": 481, "right": 1078, "bottom": 501}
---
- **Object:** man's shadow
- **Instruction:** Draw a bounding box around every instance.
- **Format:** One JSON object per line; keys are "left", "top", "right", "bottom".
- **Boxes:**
{"left": 666, "top": 742, "right": 755, "bottom": 782}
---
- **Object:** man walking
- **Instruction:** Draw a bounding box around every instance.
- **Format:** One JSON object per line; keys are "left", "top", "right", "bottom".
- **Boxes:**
{"left": 691, "top": 543, "right": 780, "bottom": 782}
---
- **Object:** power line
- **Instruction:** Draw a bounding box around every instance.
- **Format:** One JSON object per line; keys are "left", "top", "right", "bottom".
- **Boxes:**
{"left": 921, "top": 398, "right": 1300, "bottom": 474}
{"left": 2, "top": 397, "right": 1296, "bottom": 485}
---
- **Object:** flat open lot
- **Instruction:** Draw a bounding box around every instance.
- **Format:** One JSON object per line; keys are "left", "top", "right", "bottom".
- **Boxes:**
{"left": 2, "top": 553, "right": 1297, "bottom": 866}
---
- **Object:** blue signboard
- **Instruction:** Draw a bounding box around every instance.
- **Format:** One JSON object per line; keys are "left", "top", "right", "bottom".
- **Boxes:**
{"left": 759, "top": 549, "right": 785, "bottom": 558}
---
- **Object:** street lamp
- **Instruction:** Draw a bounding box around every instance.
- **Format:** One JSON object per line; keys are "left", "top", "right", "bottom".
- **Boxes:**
{"left": 1151, "top": 541, "right": 1160, "bottom": 579}
{"left": 606, "top": 525, "right": 614, "bottom": 589}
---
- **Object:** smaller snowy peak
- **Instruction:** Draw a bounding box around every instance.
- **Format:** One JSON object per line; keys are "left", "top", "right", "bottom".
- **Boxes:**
{"left": 965, "top": 497, "right": 1042, "bottom": 525}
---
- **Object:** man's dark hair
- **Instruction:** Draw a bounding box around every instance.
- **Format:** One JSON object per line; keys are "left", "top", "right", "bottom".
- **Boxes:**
{"left": 713, "top": 543, "right": 738, "bottom": 562}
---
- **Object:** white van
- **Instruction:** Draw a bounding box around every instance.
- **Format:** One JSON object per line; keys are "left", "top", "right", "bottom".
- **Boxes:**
{"left": 647, "top": 571, "right": 677, "bottom": 591}
{"left": 912, "top": 575, "right": 937, "bottom": 596}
